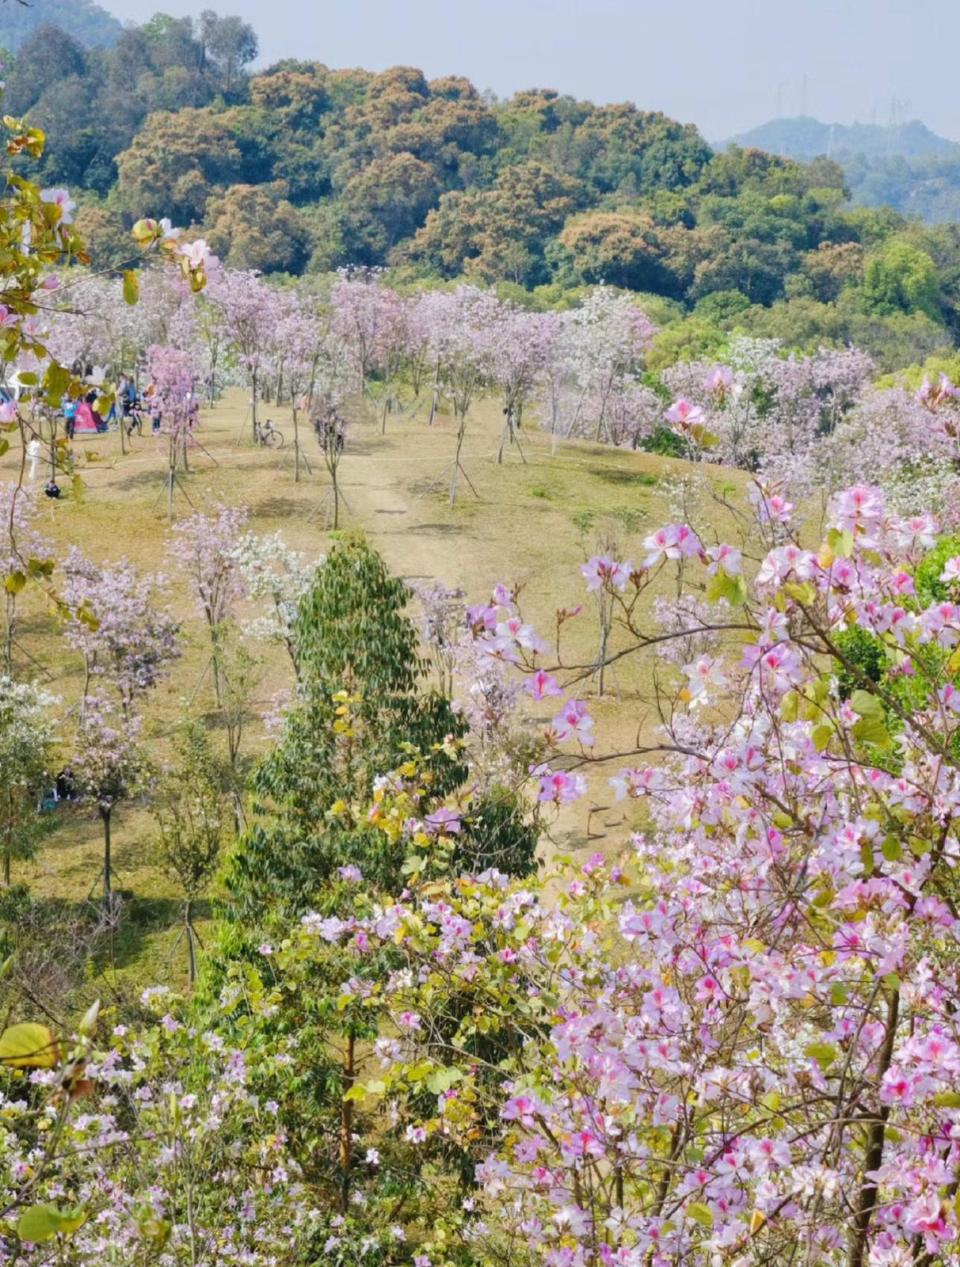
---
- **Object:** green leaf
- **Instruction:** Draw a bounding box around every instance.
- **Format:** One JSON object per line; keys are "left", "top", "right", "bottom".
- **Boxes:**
{"left": 3, "top": 571, "right": 26, "bottom": 595}
{"left": 882, "top": 973, "right": 901, "bottom": 993}
{"left": 17, "top": 1204, "right": 86, "bottom": 1243}
{"left": 881, "top": 836, "right": 903, "bottom": 863}
{"left": 43, "top": 362, "right": 71, "bottom": 403}
{"left": 26, "top": 557, "right": 54, "bottom": 579}
{"left": 934, "top": 1092, "right": 960, "bottom": 1108}
{"left": 827, "top": 527, "right": 854, "bottom": 558}
{"left": 705, "top": 570, "right": 747, "bottom": 607}
{"left": 687, "top": 1202, "right": 714, "bottom": 1230}
{"left": 811, "top": 723, "right": 832, "bottom": 753}
{"left": 850, "top": 689, "right": 892, "bottom": 748}
{"left": 0, "top": 1021, "right": 58, "bottom": 1068}
{"left": 122, "top": 270, "right": 139, "bottom": 305}
{"left": 804, "top": 1041, "right": 838, "bottom": 1071}
{"left": 782, "top": 580, "right": 817, "bottom": 606}
{"left": 426, "top": 1065, "right": 464, "bottom": 1095}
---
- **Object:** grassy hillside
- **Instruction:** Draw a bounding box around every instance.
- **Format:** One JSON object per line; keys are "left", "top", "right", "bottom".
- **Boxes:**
{"left": 5, "top": 389, "right": 743, "bottom": 990}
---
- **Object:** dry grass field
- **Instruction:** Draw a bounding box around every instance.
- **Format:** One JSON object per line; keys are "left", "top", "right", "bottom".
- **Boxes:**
{"left": 1, "top": 388, "right": 746, "bottom": 989}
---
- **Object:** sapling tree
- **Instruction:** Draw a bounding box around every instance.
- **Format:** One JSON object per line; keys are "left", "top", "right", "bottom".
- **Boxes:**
{"left": 313, "top": 392, "right": 348, "bottom": 528}
{"left": 488, "top": 305, "right": 557, "bottom": 463}
{"left": 61, "top": 547, "right": 180, "bottom": 717}
{"left": 419, "top": 285, "right": 499, "bottom": 505}
{"left": 72, "top": 695, "right": 144, "bottom": 903}
{"left": 0, "top": 481, "right": 53, "bottom": 674}
{"left": 0, "top": 676, "right": 57, "bottom": 886}
{"left": 232, "top": 530, "right": 317, "bottom": 675}
{"left": 153, "top": 720, "right": 232, "bottom": 983}
{"left": 170, "top": 505, "right": 248, "bottom": 711}
{"left": 146, "top": 342, "right": 201, "bottom": 518}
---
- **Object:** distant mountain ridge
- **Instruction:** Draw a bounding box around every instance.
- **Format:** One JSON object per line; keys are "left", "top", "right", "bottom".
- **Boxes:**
{"left": 722, "top": 116, "right": 960, "bottom": 224}
{"left": 726, "top": 115, "right": 960, "bottom": 163}
{"left": 0, "top": 0, "right": 122, "bottom": 52}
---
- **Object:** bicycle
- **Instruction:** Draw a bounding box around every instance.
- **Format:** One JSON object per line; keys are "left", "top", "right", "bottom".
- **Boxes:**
{"left": 254, "top": 418, "right": 284, "bottom": 449}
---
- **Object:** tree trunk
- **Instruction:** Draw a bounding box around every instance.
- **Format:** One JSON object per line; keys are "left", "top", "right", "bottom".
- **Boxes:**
{"left": 101, "top": 806, "right": 112, "bottom": 900}
{"left": 250, "top": 369, "right": 259, "bottom": 442}
{"left": 428, "top": 358, "right": 441, "bottom": 426}
{"left": 3, "top": 842, "right": 10, "bottom": 887}
{"left": 185, "top": 899, "right": 197, "bottom": 984}
{"left": 4, "top": 592, "right": 14, "bottom": 675}
{"left": 339, "top": 1033, "right": 356, "bottom": 1213}
{"left": 450, "top": 411, "right": 467, "bottom": 507}
{"left": 293, "top": 403, "right": 301, "bottom": 483}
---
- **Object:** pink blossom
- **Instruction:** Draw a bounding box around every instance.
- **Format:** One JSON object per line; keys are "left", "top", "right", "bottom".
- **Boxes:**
{"left": 526, "top": 670, "right": 562, "bottom": 701}
{"left": 665, "top": 397, "right": 705, "bottom": 429}
{"left": 581, "top": 555, "right": 632, "bottom": 592}
{"left": 40, "top": 186, "right": 76, "bottom": 224}
{"left": 551, "top": 699, "right": 595, "bottom": 746}
{"left": 537, "top": 769, "right": 587, "bottom": 804}
{"left": 642, "top": 524, "right": 701, "bottom": 569}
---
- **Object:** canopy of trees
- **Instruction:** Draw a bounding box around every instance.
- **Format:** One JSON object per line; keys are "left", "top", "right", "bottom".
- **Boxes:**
{"left": 10, "top": 10, "right": 960, "bottom": 368}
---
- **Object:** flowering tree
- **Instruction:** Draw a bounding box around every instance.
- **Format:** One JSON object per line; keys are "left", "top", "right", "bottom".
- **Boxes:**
{"left": 0, "top": 676, "right": 57, "bottom": 886}
{"left": 146, "top": 342, "right": 202, "bottom": 518}
{"left": 0, "top": 994, "right": 319, "bottom": 1265}
{"left": 273, "top": 293, "right": 325, "bottom": 481}
{"left": 374, "top": 480, "right": 960, "bottom": 1267}
{"left": 661, "top": 340, "right": 875, "bottom": 488}
{"left": 72, "top": 695, "right": 144, "bottom": 902}
{"left": 561, "top": 286, "right": 657, "bottom": 442}
{"left": 232, "top": 530, "right": 317, "bottom": 675}
{"left": 204, "top": 268, "right": 281, "bottom": 441}
{"left": 170, "top": 505, "right": 249, "bottom": 711}
{"left": 417, "top": 286, "right": 500, "bottom": 505}
{"left": 61, "top": 547, "right": 180, "bottom": 716}
{"left": 487, "top": 307, "right": 558, "bottom": 463}
{"left": 329, "top": 271, "right": 410, "bottom": 433}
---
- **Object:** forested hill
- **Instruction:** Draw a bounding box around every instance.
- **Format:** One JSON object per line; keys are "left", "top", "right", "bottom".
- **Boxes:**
{"left": 0, "top": 0, "right": 121, "bottom": 51}
{"left": 11, "top": 8, "right": 960, "bottom": 372}
{"left": 729, "top": 116, "right": 960, "bottom": 226}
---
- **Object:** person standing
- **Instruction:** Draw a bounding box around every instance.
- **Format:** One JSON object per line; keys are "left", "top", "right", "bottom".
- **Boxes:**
{"left": 26, "top": 437, "right": 40, "bottom": 480}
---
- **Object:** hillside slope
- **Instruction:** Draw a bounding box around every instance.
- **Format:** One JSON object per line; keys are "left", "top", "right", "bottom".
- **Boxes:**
{"left": 0, "top": 0, "right": 121, "bottom": 51}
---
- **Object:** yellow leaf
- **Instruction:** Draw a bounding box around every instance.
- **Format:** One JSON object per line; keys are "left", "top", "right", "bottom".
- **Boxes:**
{"left": 0, "top": 1022, "right": 59, "bottom": 1069}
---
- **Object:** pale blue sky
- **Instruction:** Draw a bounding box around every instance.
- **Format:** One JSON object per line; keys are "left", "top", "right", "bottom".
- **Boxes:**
{"left": 103, "top": 0, "right": 953, "bottom": 140}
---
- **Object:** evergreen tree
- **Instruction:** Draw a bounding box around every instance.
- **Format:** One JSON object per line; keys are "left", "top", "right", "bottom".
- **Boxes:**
{"left": 223, "top": 535, "right": 466, "bottom": 930}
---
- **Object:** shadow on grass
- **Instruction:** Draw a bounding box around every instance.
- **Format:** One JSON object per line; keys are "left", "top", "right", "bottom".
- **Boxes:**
{"left": 405, "top": 522, "right": 465, "bottom": 537}
{"left": 251, "top": 495, "right": 308, "bottom": 519}
{"left": 588, "top": 467, "right": 658, "bottom": 487}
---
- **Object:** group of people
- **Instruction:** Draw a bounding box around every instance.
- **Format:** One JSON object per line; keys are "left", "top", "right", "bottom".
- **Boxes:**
{"left": 59, "top": 370, "right": 201, "bottom": 440}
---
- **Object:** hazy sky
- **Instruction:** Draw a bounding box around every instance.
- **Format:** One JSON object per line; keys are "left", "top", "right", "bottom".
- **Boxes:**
{"left": 102, "top": 0, "right": 955, "bottom": 141}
